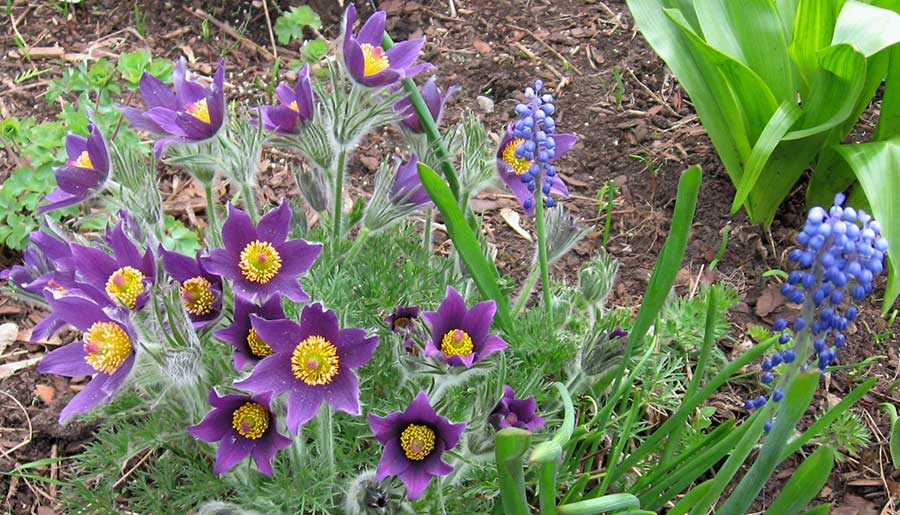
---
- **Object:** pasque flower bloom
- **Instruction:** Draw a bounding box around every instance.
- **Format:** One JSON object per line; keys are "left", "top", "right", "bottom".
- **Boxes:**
{"left": 234, "top": 303, "right": 379, "bottom": 434}
{"left": 188, "top": 389, "right": 291, "bottom": 476}
{"left": 38, "top": 122, "right": 110, "bottom": 214}
{"left": 160, "top": 247, "right": 223, "bottom": 328}
{"left": 120, "top": 58, "right": 225, "bottom": 158}
{"left": 391, "top": 154, "right": 431, "bottom": 208}
{"left": 341, "top": 4, "right": 432, "bottom": 88}
{"left": 394, "top": 77, "right": 457, "bottom": 133}
{"left": 368, "top": 391, "right": 465, "bottom": 500}
{"left": 386, "top": 305, "right": 422, "bottom": 355}
{"left": 215, "top": 296, "right": 286, "bottom": 371}
{"left": 255, "top": 64, "right": 315, "bottom": 134}
{"left": 36, "top": 295, "right": 136, "bottom": 423}
{"left": 423, "top": 286, "right": 507, "bottom": 367}
{"left": 2, "top": 229, "right": 74, "bottom": 297}
{"left": 489, "top": 385, "right": 545, "bottom": 431}
{"left": 202, "top": 202, "right": 322, "bottom": 304}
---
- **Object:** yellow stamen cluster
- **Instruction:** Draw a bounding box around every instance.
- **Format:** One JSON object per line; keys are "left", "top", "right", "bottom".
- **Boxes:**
{"left": 70, "top": 150, "right": 94, "bottom": 169}
{"left": 400, "top": 424, "right": 436, "bottom": 461}
{"left": 239, "top": 240, "right": 283, "bottom": 284}
{"left": 288, "top": 100, "right": 300, "bottom": 112}
{"left": 105, "top": 266, "right": 146, "bottom": 310}
{"left": 231, "top": 402, "right": 270, "bottom": 440}
{"left": 246, "top": 328, "right": 274, "bottom": 358}
{"left": 291, "top": 335, "right": 339, "bottom": 385}
{"left": 501, "top": 138, "right": 533, "bottom": 176}
{"left": 187, "top": 98, "right": 211, "bottom": 124}
{"left": 440, "top": 329, "right": 474, "bottom": 358}
{"left": 83, "top": 321, "right": 133, "bottom": 374}
{"left": 180, "top": 277, "right": 215, "bottom": 316}
{"left": 360, "top": 43, "right": 390, "bottom": 76}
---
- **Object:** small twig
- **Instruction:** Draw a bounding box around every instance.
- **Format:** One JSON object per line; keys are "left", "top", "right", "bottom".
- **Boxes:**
{"left": 261, "top": 0, "right": 279, "bottom": 59}
{"left": 511, "top": 41, "right": 567, "bottom": 84}
{"left": 49, "top": 444, "right": 58, "bottom": 499}
{"left": 0, "top": 389, "right": 32, "bottom": 460}
{"left": 185, "top": 7, "right": 275, "bottom": 61}
{"left": 447, "top": 0, "right": 458, "bottom": 17}
{"left": 508, "top": 24, "right": 583, "bottom": 75}
{"left": 113, "top": 449, "right": 156, "bottom": 489}
{"left": 626, "top": 68, "right": 679, "bottom": 118}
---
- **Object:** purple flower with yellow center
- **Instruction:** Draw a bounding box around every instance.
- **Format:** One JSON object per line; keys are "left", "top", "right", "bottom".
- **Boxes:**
{"left": 255, "top": 64, "right": 315, "bottom": 134}
{"left": 341, "top": 4, "right": 432, "bottom": 88}
{"left": 423, "top": 286, "right": 507, "bottom": 367}
{"left": 386, "top": 305, "right": 422, "bottom": 355}
{"left": 119, "top": 58, "right": 225, "bottom": 158}
{"left": 391, "top": 154, "right": 432, "bottom": 208}
{"left": 215, "top": 296, "right": 286, "bottom": 371}
{"left": 36, "top": 295, "right": 136, "bottom": 423}
{"left": 160, "top": 247, "right": 222, "bottom": 328}
{"left": 488, "top": 385, "right": 545, "bottom": 431}
{"left": 69, "top": 221, "right": 155, "bottom": 311}
{"left": 201, "top": 202, "right": 322, "bottom": 304}
{"left": 368, "top": 391, "right": 465, "bottom": 500}
{"left": 2, "top": 229, "right": 74, "bottom": 297}
{"left": 188, "top": 389, "right": 291, "bottom": 476}
{"left": 394, "top": 77, "right": 458, "bottom": 133}
{"left": 496, "top": 123, "right": 577, "bottom": 216}
{"left": 38, "top": 122, "right": 110, "bottom": 214}
{"left": 234, "top": 303, "right": 379, "bottom": 434}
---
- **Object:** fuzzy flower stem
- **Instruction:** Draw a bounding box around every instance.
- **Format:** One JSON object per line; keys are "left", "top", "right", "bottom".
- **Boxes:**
{"left": 317, "top": 404, "right": 335, "bottom": 474}
{"left": 240, "top": 182, "right": 259, "bottom": 224}
{"left": 533, "top": 177, "right": 552, "bottom": 318}
{"left": 203, "top": 181, "right": 219, "bottom": 244}
{"left": 513, "top": 266, "right": 540, "bottom": 316}
{"left": 423, "top": 209, "right": 433, "bottom": 252}
{"left": 332, "top": 148, "right": 348, "bottom": 242}
{"left": 345, "top": 227, "right": 372, "bottom": 263}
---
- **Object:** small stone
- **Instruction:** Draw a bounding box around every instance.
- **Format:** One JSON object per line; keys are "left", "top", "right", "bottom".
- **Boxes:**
{"left": 476, "top": 95, "right": 495, "bottom": 113}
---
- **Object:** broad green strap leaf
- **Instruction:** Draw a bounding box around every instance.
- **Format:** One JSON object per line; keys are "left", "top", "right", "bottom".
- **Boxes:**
{"left": 875, "top": 43, "right": 900, "bottom": 140}
{"left": 832, "top": 1, "right": 900, "bottom": 57}
{"left": 789, "top": 0, "right": 845, "bottom": 96}
{"left": 495, "top": 428, "right": 531, "bottom": 515}
{"left": 666, "top": 479, "right": 713, "bottom": 515}
{"left": 417, "top": 163, "right": 514, "bottom": 331}
{"left": 764, "top": 446, "right": 835, "bottom": 515}
{"left": 557, "top": 494, "right": 640, "bottom": 515}
{"left": 799, "top": 504, "right": 832, "bottom": 515}
{"left": 835, "top": 138, "right": 900, "bottom": 310}
{"left": 882, "top": 403, "right": 900, "bottom": 467}
{"left": 775, "top": 0, "right": 800, "bottom": 39}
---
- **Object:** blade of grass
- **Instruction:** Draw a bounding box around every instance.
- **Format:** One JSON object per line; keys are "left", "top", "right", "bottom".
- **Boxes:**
{"left": 763, "top": 446, "right": 835, "bottom": 515}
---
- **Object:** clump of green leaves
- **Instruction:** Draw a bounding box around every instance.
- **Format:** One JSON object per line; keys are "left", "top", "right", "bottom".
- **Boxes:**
{"left": 814, "top": 410, "right": 871, "bottom": 462}
{"left": 117, "top": 49, "right": 174, "bottom": 86}
{"left": 274, "top": 5, "right": 329, "bottom": 65}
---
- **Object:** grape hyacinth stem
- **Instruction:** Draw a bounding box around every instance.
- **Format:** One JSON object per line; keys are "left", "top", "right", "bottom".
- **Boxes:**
{"left": 534, "top": 177, "right": 552, "bottom": 318}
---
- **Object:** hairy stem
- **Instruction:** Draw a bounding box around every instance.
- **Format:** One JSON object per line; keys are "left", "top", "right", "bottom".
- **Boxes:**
{"left": 332, "top": 148, "right": 348, "bottom": 242}
{"left": 317, "top": 404, "right": 335, "bottom": 474}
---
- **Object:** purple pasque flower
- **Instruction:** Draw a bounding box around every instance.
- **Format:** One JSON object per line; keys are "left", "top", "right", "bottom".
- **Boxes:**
{"left": 2, "top": 229, "right": 74, "bottom": 297}
{"left": 215, "top": 296, "right": 286, "bottom": 371}
{"left": 391, "top": 154, "right": 432, "bottom": 208}
{"left": 423, "top": 286, "right": 508, "bottom": 367}
{"left": 341, "top": 4, "right": 432, "bottom": 88}
{"left": 69, "top": 220, "right": 155, "bottom": 311}
{"left": 160, "top": 247, "right": 223, "bottom": 328}
{"left": 386, "top": 305, "right": 422, "bottom": 355}
{"left": 488, "top": 385, "right": 545, "bottom": 431}
{"left": 38, "top": 122, "right": 110, "bottom": 214}
{"left": 394, "top": 76, "right": 458, "bottom": 133}
{"left": 36, "top": 294, "right": 136, "bottom": 423}
{"left": 201, "top": 201, "right": 322, "bottom": 304}
{"left": 188, "top": 389, "right": 291, "bottom": 476}
{"left": 368, "top": 391, "right": 465, "bottom": 500}
{"left": 119, "top": 58, "right": 225, "bottom": 158}
{"left": 234, "top": 303, "right": 379, "bottom": 434}
{"left": 255, "top": 64, "right": 315, "bottom": 134}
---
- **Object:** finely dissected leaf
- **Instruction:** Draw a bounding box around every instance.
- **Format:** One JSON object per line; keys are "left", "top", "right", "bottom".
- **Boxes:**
{"left": 831, "top": 1, "right": 900, "bottom": 57}
{"left": 764, "top": 446, "right": 835, "bottom": 515}
{"left": 495, "top": 428, "right": 531, "bottom": 515}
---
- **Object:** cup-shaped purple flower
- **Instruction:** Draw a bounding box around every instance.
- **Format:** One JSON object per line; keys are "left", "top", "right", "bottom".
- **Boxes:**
{"left": 255, "top": 64, "right": 315, "bottom": 134}
{"left": 488, "top": 385, "right": 545, "bottom": 431}
{"left": 201, "top": 202, "right": 322, "bottom": 304}
{"left": 2, "top": 229, "right": 74, "bottom": 297}
{"left": 215, "top": 296, "right": 286, "bottom": 371}
{"left": 386, "top": 305, "right": 422, "bottom": 355}
{"left": 423, "top": 286, "right": 508, "bottom": 367}
{"left": 391, "top": 154, "right": 432, "bottom": 208}
{"left": 38, "top": 123, "right": 110, "bottom": 214}
{"left": 341, "top": 4, "right": 432, "bottom": 88}
{"left": 368, "top": 391, "right": 466, "bottom": 500}
{"left": 69, "top": 221, "right": 156, "bottom": 311}
{"left": 36, "top": 295, "right": 137, "bottom": 423}
{"left": 188, "top": 389, "right": 291, "bottom": 476}
{"left": 234, "top": 303, "right": 379, "bottom": 434}
{"left": 496, "top": 124, "right": 577, "bottom": 216}
{"left": 119, "top": 58, "right": 225, "bottom": 158}
{"left": 394, "top": 77, "right": 458, "bottom": 133}
{"left": 160, "top": 247, "right": 223, "bottom": 328}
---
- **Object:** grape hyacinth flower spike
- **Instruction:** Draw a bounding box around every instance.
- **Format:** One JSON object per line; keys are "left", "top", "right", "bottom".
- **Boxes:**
{"left": 255, "top": 64, "right": 315, "bottom": 134}
{"left": 391, "top": 154, "right": 432, "bottom": 208}
{"left": 215, "top": 296, "right": 286, "bottom": 371}
{"left": 423, "top": 286, "right": 508, "bottom": 367}
{"left": 341, "top": 4, "right": 432, "bottom": 88}
{"left": 38, "top": 122, "right": 110, "bottom": 214}
{"left": 160, "top": 247, "right": 223, "bottom": 328}
{"left": 394, "top": 77, "right": 458, "bottom": 133}
{"left": 234, "top": 303, "right": 379, "bottom": 434}
{"left": 202, "top": 201, "right": 322, "bottom": 304}
{"left": 489, "top": 385, "right": 546, "bottom": 431}
{"left": 188, "top": 389, "right": 291, "bottom": 476}
{"left": 368, "top": 391, "right": 466, "bottom": 500}
{"left": 119, "top": 57, "right": 225, "bottom": 158}
{"left": 37, "top": 295, "right": 137, "bottom": 423}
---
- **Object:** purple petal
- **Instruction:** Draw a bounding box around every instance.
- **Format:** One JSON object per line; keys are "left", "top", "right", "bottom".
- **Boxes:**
{"left": 173, "top": 57, "right": 207, "bottom": 106}
{"left": 298, "top": 303, "right": 340, "bottom": 348}
{"left": 461, "top": 299, "right": 496, "bottom": 346}
{"left": 221, "top": 204, "right": 257, "bottom": 255}
{"left": 160, "top": 247, "right": 201, "bottom": 282}
{"left": 275, "top": 83, "right": 296, "bottom": 105}
{"left": 251, "top": 316, "right": 302, "bottom": 354}
{"left": 356, "top": 69, "right": 403, "bottom": 88}
{"left": 37, "top": 341, "right": 94, "bottom": 377}
{"left": 251, "top": 430, "right": 291, "bottom": 476}
{"left": 399, "top": 468, "right": 434, "bottom": 500}
{"left": 233, "top": 354, "right": 294, "bottom": 395}
{"left": 207, "top": 60, "right": 226, "bottom": 130}
{"left": 550, "top": 133, "right": 578, "bottom": 161}
{"left": 85, "top": 123, "right": 109, "bottom": 174}
{"left": 188, "top": 407, "right": 233, "bottom": 442}
{"left": 336, "top": 329, "right": 378, "bottom": 369}
{"left": 476, "top": 335, "right": 508, "bottom": 361}
{"left": 59, "top": 374, "right": 107, "bottom": 423}
{"left": 260, "top": 105, "right": 299, "bottom": 133}
{"left": 47, "top": 295, "right": 110, "bottom": 331}
{"left": 286, "top": 385, "right": 324, "bottom": 434}
{"left": 357, "top": 10, "right": 386, "bottom": 46}
{"left": 368, "top": 411, "right": 403, "bottom": 444}
{"left": 118, "top": 106, "right": 165, "bottom": 133}
{"left": 343, "top": 40, "right": 367, "bottom": 82}
{"left": 54, "top": 165, "right": 105, "bottom": 196}
{"left": 375, "top": 441, "right": 412, "bottom": 479}
{"left": 145, "top": 107, "right": 187, "bottom": 136}
{"left": 257, "top": 201, "right": 291, "bottom": 244}
{"left": 276, "top": 239, "right": 322, "bottom": 276}
{"left": 65, "top": 133, "right": 88, "bottom": 160}
{"left": 176, "top": 110, "right": 215, "bottom": 139}
{"left": 385, "top": 39, "right": 425, "bottom": 71}
{"left": 108, "top": 222, "right": 143, "bottom": 269}
{"left": 200, "top": 248, "right": 242, "bottom": 284}
{"left": 323, "top": 369, "right": 360, "bottom": 416}
{"left": 423, "top": 286, "right": 466, "bottom": 344}
{"left": 549, "top": 175, "right": 570, "bottom": 198}
{"left": 213, "top": 433, "right": 254, "bottom": 474}
{"left": 37, "top": 189, "right": 81, "bottom": 214}
{"left": 152, "top": 136, "right": 182, "bottom": 159}
{"left": 139, "top": 72, "right": 178, "bottom": 110}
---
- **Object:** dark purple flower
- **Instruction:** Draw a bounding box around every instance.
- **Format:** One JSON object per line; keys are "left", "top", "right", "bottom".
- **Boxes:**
{"left": 201, "top": 202, "right": 322, "bottom": 304}
{"left": 160, "top": 247, "right": 223, "bottom": 328}
{"left": 3, "top": 229, "right": 74, "bottom": 296}
{"left": 488, "top": 385, "right": 545, "bottom": 431}
{"left": 368, "top": 391, "right": 465, "bottom": 500}
{"left": 214, "top": 296, "right": 286, "bottom": 371}
{"left": 423, "top": 286, "right": 507, "bottom": 367}
{"left": 38, "top": 123, "right": 110, "bottom": 214}
{"left": 36, "top": 295, "right": 136, "bottom": 423}
{"left": 496, "top": 123, "right": 576, "bottom": 216}
{"left": 394, "top": 77, "right": 458, "bottom": 133}
{"left": 386, "top": 305, "right": 422, "bottom": 355}
{"left": 391, "top": 154, "right": 431, "bottom": 208}
{"left": 254, "top": 64, "right": 315, "bottom": 134}
{"left": 119, "top": 58, "right": 225, "bottom": 158}
{"left": 234, "top": 303, "right": 379, "bottom": 434}
{"left": 341, "top": 4, "right": 432, "bottom": 88}
{"left": 188, "top": 389, "right": 291, "bottom": 476}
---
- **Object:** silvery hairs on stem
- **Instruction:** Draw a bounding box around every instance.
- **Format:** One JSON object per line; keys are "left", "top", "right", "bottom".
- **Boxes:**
{"left": 219, "top": 111, "right": 267, "bottom": 188}
{"left": 109, "top": 139, "right": 165, "bottom": 245}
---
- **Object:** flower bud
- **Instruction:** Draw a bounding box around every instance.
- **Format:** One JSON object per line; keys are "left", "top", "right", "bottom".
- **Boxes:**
{"left": 293, "top": 163, "right": 332, "bottom": 213}
{"left": 578, "top": 249, "right": 619, "bottom": 309}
